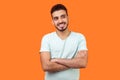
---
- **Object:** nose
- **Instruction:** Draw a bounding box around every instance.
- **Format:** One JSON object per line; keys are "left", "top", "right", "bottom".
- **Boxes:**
{"left": 58, "top": 18, "right": 63, "bottom": 23}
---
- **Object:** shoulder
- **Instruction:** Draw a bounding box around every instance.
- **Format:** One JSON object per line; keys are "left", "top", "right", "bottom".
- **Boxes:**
{"left": 42, "top": 32, "right": 56, "bottom": 40}
{"left": 71, "top": 32, "right": 85, "bottom": 39}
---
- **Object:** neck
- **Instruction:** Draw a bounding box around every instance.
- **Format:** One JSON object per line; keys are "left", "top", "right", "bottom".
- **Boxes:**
{"left": 56, "top": 29, "right": 71, "bottom": 40}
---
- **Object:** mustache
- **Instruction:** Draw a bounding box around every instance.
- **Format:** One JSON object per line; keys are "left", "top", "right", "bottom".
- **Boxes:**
{"left": 57, "top": 22, "right": 66, "bottom": 26}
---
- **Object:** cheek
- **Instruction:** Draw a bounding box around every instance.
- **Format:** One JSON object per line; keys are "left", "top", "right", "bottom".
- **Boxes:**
{"left": 54, "top": 21, "right": 58, "bottom": 25}
{"left": 54, "top": 21, "right": 58, "bottom": 24}
{"left": 64, "top": 18, "right": 68, "bottom": 22}
{"left": 53, "top": 21, "right": 58, "bottom": 26}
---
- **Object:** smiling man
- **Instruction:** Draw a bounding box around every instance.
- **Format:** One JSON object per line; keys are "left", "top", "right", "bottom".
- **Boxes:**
{"left": 40, "top": 4, "right": 88, "bottom": 80}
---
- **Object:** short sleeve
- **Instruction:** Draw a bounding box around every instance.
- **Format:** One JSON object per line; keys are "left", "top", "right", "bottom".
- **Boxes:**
{"left": 77, "top": 35, "right": 88, "bottom": 51}
{"left": 40, "top": 35, "right": 50, "bottom": 52}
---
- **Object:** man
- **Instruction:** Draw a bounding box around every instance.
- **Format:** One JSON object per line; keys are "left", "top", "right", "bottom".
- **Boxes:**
{"left": 40, "top": 4, "right": 88, "bottom": 80}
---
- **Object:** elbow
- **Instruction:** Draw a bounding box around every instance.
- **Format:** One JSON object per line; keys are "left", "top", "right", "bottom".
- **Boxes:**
{"left": 41, "top": 62, "right": 54, "bottom": 72}
{"left": 43, "top": 69, "right": 48, "bottom": 72}
{"left": 42, "top": 66, "right": 50, "bottom": 72}
{"left": 76, "top": 60, "right": 87, "bottom": 68}
{"left": 41, "top": 62, "right": 49, "bottom": 71}
{"left": 42, "top": 66, "right": 55, "bottom": 73}
{"left": 81, "top": 63, "right": 87, "bottom": 68}
{"left": 43, "top": 68, "right": 47, "bottom": 72}
{"left": 42, "top": 64, "right": 54, "bottom": 72}
{"left": 75, "top": 64, "right": 86, "bottom": 68}
{"left": 79, "top": 57, "right": 88, "bottom": 68}
{"left": 80, "top": 61, "right": 87, "bottom": 68}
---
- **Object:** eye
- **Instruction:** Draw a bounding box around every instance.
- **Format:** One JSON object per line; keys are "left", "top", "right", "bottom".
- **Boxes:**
{"left": 53, "top": 17, "right": 58, "bottom": 21}
{"left": 61, "top": 15, "right": 66, "bottom": 19}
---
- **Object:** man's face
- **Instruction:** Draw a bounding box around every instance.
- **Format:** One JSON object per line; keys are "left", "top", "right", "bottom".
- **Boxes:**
{"left": 52, "top": 10, "right": 69, "bottom": 32}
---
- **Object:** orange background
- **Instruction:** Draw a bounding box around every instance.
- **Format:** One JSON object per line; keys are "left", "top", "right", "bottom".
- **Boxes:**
{"left": 0, "top": 0, "right": 120, "bottom": 80}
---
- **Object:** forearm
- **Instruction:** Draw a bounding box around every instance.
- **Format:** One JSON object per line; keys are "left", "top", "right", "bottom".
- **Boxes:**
{"left": 42, "top": 61, "right": 69, "bottom": 72}
{"left": 53, "top": 58, "right": 87, "bottom": 68}
{"left": 53, "top": 50, "right": 88, "bottom": 68}
{"left": 40, "top": 52, "right": 69, "bottom": 73}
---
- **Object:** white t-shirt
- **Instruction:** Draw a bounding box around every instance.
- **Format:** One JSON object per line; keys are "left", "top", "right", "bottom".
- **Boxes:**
{"left": 40, "top": 31, "right": 88, "bottom": 80}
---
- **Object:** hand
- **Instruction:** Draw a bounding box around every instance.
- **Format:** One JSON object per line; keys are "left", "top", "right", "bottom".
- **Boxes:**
{"left": 51, "top": 59, "right": 58, "bottom": 63}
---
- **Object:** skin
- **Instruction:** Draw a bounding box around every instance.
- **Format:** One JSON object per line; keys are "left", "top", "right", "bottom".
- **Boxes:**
{"left": 51, "top": 50, "right": 88, "bottom": 68}
{"left": 40, "top": 9, "right": 88, "bottom": 72}
{"left": 52, "top": 10, "right": 70, "bottom": 40}
{"left": 40, "top": 51, "right": 69, "bottom": 72}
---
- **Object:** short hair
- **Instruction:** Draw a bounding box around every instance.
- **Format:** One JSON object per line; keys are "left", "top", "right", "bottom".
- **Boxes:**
{"left": 50, "top": 4, "right": 68, "bottom": 15}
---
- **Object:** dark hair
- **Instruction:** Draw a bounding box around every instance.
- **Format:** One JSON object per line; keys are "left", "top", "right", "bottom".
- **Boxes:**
{"left": 51, "top": 4, "right": 68, "bottom": 15}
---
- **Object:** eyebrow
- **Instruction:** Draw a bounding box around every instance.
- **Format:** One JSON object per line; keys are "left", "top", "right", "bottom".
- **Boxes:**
{"left": 52, "top": 13, "right": 67, "bottom": 19}
{"left": 61, "top": 14, "right": 66, "bottom": 17}
{"left": 53, "top": 16, "right": 58, "bottom": 19}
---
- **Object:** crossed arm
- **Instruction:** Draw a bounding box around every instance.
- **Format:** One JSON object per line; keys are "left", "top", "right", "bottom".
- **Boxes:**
{"left": 40, "top": 51, "right": 69, "bottom": 72}
{"left": 40, "top": 50, "right": 88, "bottom": 72}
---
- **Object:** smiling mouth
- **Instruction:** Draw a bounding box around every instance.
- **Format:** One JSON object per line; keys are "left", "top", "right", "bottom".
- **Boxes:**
{"left": 57, "top": 22, "right": 66, "bottom": 27}
{"left": 59, "top": 24, "right": 65, "bottom": 28}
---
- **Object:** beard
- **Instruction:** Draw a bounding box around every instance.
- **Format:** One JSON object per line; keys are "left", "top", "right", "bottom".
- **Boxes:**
{"left": 55, "top": 22, "right": 68, "bottom": 32}
{"left": 56, "top": 26, "right": 67, "bottom": 32}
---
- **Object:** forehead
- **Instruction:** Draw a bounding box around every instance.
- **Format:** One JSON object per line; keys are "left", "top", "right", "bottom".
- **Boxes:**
{"left": 52, "top": 10, "right": 67, "bottom": 17}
